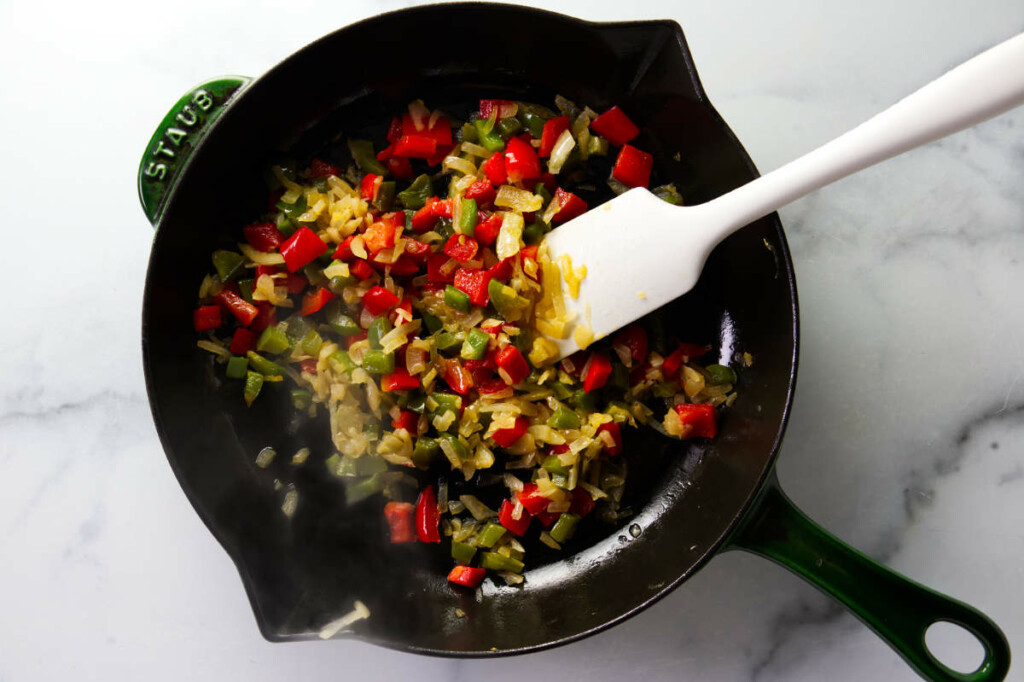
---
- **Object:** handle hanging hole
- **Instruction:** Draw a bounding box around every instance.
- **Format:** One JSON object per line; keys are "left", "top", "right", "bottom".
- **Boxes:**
{"left": 924, "top": 620, "right": 986, "bottom": 675}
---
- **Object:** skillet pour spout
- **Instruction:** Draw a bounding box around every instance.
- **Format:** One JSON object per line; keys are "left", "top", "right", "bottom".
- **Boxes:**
{"left": 136, "top": 4, "right": 1009, "bottom": 679}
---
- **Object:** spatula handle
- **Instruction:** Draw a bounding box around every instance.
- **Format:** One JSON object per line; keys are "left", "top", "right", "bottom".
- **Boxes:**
{"left": 705, "top": 32, "right": 1024, "bottom": 240}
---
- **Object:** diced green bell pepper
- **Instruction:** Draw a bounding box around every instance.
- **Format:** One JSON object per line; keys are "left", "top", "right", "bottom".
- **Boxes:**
{"left": 496, "top": 116, "right": 522, "bottom": 138}
{"left": 517, "top": 110, "right": 546, "bottom": 138}
{"left": 459, "top": 197, "right": 478, "bottom": 236}
{"left": 437, "top": 432, "right": 470, "bottom": 460}
{"left": 237, "top": 278, "right": 255, "bottom": 302}
{"left": 324, "top": 300, "right": 361, "bottom": 336}
{"left": 421, "top": 311, "right": 443, "bottom": 334}
{"left": 347, "top": 139, "right": 388, "bottom": 175}
{"left": 225, "top": 356, "right": 249, "bottom": 379}
{"left": 290, "top": 389, "right": 312, "bottom": 410}
{"left": 706, "top": 364, "right": 737, "bottom": 385}
{"left": 299, "top": 329, "right": 323, "bottom": 356}
{"left": 373, "top": 180, "right": 396, "bottom": 211}
{"left": 547, "top": 405, "right": 581, "bottom": 430}
{"left": 246, "top": 351, "right": 285, "bottom": 376}
{"left": 479, "top": 551, "right": 524, "bottom": 573}
{"left": 451, "top": 541, "right": 478, "bottom": 564}
{"left": 212, "top": 250, "right": 244, "bottom": 283}
{"left": 549, "top": 512, "right": 580, "bottom": 543}
{"left": 256, "top": 325, "right": 290, "bottom": 354}
{"left": 328, "top": 349, "right": 356, "bottom": 374}
{"left": 368, "top": 316, "right": 392, "bottom": 350}
{"left": 411, "top": 437, "right": 440, "bottom": 467}
{"left": 345, "top": 474, "right": 382, "bottom": 506}
{"left": 444, "top": 284, "right": 471, "bottom": 313}
{"left": 361, "top": 349, "right": 395, "bottom": 374}
{"left": 541, "top": 454, "right": 568, "bottom": 476}
{"left": 487, "top": 280, "right": 528, "bottom": 319}
{"left": 476, "top": 522, "right": 507, "bottom": 548}
{"left": 243, "top": 370, "right": 264, "bottom": 406}
{"left": 460, "top": 328, "right": 490, "bottom": 360}
{"left": 397, "top": 174, "right": 433, "bottom": 210}
{"left": 473, "top": 118, "right": 505, "bottom": 153}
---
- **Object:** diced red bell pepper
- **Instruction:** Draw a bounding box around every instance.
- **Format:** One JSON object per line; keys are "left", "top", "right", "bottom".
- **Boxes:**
{"left": 464, "top": 180, "right": 497, "bottom": 208}
{"left": 427, "top": 253, "right": 456, "bottom": 284}
{"left": 596, "top": 421, "right": 623, "bottom": 456}
{"left": 403, "top": 238, "right": 431, "bottom": 262}
{"left": 387, "top": 116, "right": 403, "bottom": 144}
{"left": 570, "top": 487, "right": 596, "bottom": 517}
{"left": 382, "top": 368, "right": 421, "bottom": 393}
{"left": 250, "top": 302, "right": 277, "bottom": 333}
{"left": 486, "top": 257, "right": 513, "bottom": 282}
{"left": 662, "top": 343, "right": 711, "bottom": 377}
{"left": 453, "top": 268, "right": 491, "bottom": 307}
{"left": 444, "top": 358, "right": 474, "bottom": 395}
{"left": 520, "top": 244, "right": 539, "bottom": 272}
{"left": 611, "top": 144, "right": 654, "bottom": 189}
{"left": 590, "top": 105, "right": 640, "bottom": 147}
{"left": 333, "top": 235, "right": 357, "bottom": 262}
{"left": 384, "top": 155, "right": 414, "bottom": 180}
{"left": 363, "top": 285, "right": 400, "bottom": 316}
{"left": 360, "top": 173, "right": 382, "bottom": 201}
{"left": 425, "top": 143, "right": 455, "bottom": 167}
{"left": 504, "top": 136, "right": 541, "bottom": 184}
{"left": 517, "top": 483, "right": 550, "bottom": 515}
{"left": 300, "top": 287, "right": 335, "bottom": 316}
{"left": 280, "top": 226, "right": 328, "bottom": 273}
{"left": 394, "top": 134, "right": 437, "bottom": 159}
{"left": 539, "top": 115, "right": 570, "bottom": 157}
{"left": 432, "top": 198, "right": 453, "bottom": 219}
{"left": 371, "top": 254, "right": 419, "bottom": 278}
{"left": 448, "top": 565, "right": 487, "bottom": 588}
{"left": 193, "top": 304, "right": 221, "bottom": 332}
{"left": 350, "top": 259, "right": 376, "bottom": 281}
{"left": 491, "top": 416, "right": 529, "bottom": 448}
{"left": 673, "top": 403, "right": 718, "bottom": 438}
{"left": 443, "top": 234, "right": 480, "bottom": 263}
{"left": 495, "top": 345, "right": 530, "bottom": 385}
{"left": 405, "top": 112, "right": 453, "bottom": 146}
{"left": 411, "top": 202, "right": 440, "bottom": 233}
{"left": 376, "top": 143, "right": 395, "bottom": 161}
{"left": 242, "top": 222, "right": 283, "bottom": 252}
{"left": 481, "top": 151, "right": 507, "bottom": 186}
{"left": 479, "top": 99, "right": 517, "bottom": 119}
{"left": 550, "top": 187, "right": 588, "bottom": 224}
{"left": 474, "top": 214, "right": 502, "bottom": 246}
{"left": 613, "top": 324, "right": 649, "bottom": 365}
{"left": 229, "top": 328, "right": 256, "bottom": 355}
{"left": 299, "top": 358, "right": 318, "bottom": 374}
{"left": 392, "top": 409, "right": 419, "bottom": 432}
{"left": 309, "top": 157, "right": 343, "bottom": 178}
{"left": 383, "top": 502, "right": 415, "bottom": 543}
{"left": 535, "top": 511, "right": 559, "bottom": 528}
{"left": 345, "top": 331, "right": 368, "bottom": 349}
{"left": 498, "top": 498, "right": 531, "bottom": 537}
{"left": 282, "top": 273, "right": 307, "bottom": 294}
{"left": 254, "top": 264, "right": 279, "bottom": 279}
{"left": 629, "top": 360, "right": 654, "bottom": 387}
{"left": 364, "top": 214, "right": 402, "bottom": 254}
{"left": 415, "top": 485, "right": 441, "bottom": 543}
{"left": 581, "top": 352, "right": 613, "bottom": 393}
{"left": 215, "top": 290, "right": 259, "bottom": 326}
{"left": 537, "top": 172, "right": 558, "bottom": 194}
{"left": 477, "top": 378, "right": 512, "bottom": 395}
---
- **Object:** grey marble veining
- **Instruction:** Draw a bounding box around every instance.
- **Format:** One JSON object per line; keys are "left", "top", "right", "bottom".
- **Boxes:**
{"left": 1, "top": 1, "right": 1022, "bottom": 680}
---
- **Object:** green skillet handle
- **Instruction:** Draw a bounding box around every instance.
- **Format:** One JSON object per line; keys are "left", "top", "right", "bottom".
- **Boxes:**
{"left": 726, "top": 471, "right": 1010, "bottom": 682}
{"left": 137, "top": 76, "right": 251, "bottom": 226}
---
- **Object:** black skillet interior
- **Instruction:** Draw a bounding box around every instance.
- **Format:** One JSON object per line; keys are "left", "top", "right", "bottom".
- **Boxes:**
{"left": 143, "top": 3, "right": 797, "bottom": 654}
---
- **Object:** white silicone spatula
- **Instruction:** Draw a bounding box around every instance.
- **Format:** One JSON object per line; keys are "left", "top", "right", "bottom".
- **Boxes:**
{"left": 544, "top": 32, "right": 1024, "bottom": 360}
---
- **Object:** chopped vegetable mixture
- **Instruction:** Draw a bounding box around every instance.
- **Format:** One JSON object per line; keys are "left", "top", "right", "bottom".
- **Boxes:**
{"left": 193, "top": 96, "right": 740, "bottom": 588}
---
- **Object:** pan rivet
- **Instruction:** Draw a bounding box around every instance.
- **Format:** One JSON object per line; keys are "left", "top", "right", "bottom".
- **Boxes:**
{"left": 628, "top": 524, "right": 642, "bottom": 538}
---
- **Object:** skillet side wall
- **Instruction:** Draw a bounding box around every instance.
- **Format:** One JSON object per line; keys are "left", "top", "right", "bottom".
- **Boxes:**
{"left": 142, "top": 3, "right": 797, "bottom": 653}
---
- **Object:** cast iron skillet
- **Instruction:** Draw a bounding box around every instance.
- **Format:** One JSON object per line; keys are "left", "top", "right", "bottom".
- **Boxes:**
{"left": 137, "top": 4, "right": 1009, "bottom": 680}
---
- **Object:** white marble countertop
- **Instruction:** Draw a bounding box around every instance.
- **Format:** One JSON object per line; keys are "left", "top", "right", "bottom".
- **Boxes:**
{"left": 2, "top": 1, "right": 1022, "bottom": 680}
